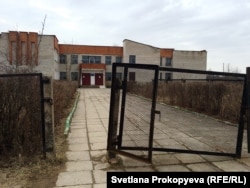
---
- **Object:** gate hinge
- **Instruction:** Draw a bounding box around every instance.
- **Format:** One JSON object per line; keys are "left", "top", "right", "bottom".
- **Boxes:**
{"left": 43, "top": 97, "right": 53, "bottom": 105}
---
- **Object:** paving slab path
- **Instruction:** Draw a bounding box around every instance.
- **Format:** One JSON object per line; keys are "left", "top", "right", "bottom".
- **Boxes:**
{"left": 54, "top": 88, "right": 250, "bottom": 188}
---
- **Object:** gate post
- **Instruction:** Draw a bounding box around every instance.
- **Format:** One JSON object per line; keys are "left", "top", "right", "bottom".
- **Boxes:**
{"left": 43, "top": 76, "right": 55, "bottom": 157}
{"left": 246, "top": 68, "right": 250, "bottom": 152}
{"left": 107, "top": 76, "right": 122, "bottom": 162}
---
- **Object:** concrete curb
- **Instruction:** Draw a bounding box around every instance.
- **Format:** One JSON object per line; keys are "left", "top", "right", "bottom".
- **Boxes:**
{"left": 64, "top": 91, "right": 80, "bottom": 136}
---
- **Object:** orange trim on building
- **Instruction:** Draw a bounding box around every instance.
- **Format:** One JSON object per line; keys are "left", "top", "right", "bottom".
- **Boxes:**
{"left": 19, "top": 32, "right": 28, "bottom": 64}
{"left": 80, "top": 63, "right": 106, "bottom": 70}
{"left": 28, "top": 32, "right": 38, "bottom": 65}
{"left": 9, "top": 31, "right": 18, "bottom": 41}
{"left": 59, "top": 44, "right": 123, "bottom": 56}
{"left": 160, "top": 48, "right": 174, "bottom": 58}
{"left": 19, "top": 32, "right": 28, "bottom": 41}
{"left": 8, "top": 31, "right": 18, "bottom": 64}
{"left": 54, "top": 37, "right": 59, "bottom": 52}
{"left": 8, "top": 31, "right": 39, "bottom": 65}
{"left": 28, "top": 32, "right": 38, "bottom": 42}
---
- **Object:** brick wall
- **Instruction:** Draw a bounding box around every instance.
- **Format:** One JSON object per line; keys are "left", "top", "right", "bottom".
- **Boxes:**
{"left": 59, "top": 44, "right": 123, "bottom": 56}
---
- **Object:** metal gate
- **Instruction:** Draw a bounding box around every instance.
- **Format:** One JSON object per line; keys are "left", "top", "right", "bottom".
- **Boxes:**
{"left": 107, "top": 63, "right": 159, "bottom": 162}
{"left": 0, "top": 73, "right": 49, "bottom": 158}
{"left": 107, "top": 63, "right": 250, "bottom": 163}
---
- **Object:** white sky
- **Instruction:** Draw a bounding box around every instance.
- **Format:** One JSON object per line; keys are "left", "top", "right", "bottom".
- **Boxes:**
{"left": 0, "top": 0, "right": 249, "bottom": 72}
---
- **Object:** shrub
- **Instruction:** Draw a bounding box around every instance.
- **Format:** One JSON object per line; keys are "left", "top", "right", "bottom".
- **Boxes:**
{"left": 130, "top": 81, "right": 243, "bottom": 124}
{"left": 0, "top": 77, "right": 77, "bottom": 157}
{"left": 0, "top": 75, "right": 42, "bottom": 156}
{"left": 53, "top": 80, "right": 78, "bottom": 127}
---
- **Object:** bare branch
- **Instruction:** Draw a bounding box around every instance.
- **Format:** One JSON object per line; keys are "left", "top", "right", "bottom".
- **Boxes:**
{"left": 38, "top": 14, "right": 47, "bottom": 47}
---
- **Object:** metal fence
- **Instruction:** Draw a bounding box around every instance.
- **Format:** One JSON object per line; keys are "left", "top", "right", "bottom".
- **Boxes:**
{"left": 0, "top": 73, "right": 46, "bottom": 158}
{"left": 107, "top": 63, "right": 250, "bottom": 163}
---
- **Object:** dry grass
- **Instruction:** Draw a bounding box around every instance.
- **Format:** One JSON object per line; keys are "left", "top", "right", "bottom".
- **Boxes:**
{"left": 128, "top": 81, "right": 244, "bottom": 124}
{"left": 0, "top": 80, "right": 78, "bottom": 188}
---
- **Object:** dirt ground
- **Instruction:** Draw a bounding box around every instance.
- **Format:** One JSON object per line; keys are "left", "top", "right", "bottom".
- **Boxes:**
{"left": 0, "top": 97, "right": 75, "bottom": 188}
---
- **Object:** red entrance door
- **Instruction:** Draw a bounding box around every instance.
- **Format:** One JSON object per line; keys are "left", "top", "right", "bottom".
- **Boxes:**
{"left": 95, "top": 73, "right": 103, "bottom": 85}
{"left": 82, "top": 73, "right": 90, "bottom": 85}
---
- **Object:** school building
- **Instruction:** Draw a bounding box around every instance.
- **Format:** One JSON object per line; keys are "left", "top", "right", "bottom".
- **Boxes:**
{"left": 0, "top": 31, "right": 207, "bottom": 87}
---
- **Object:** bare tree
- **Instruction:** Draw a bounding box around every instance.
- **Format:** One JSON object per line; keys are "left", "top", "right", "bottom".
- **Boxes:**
{"left": 0, "top": 15, "right": 48, "bottom": 157}
{"left": 223, "top": 63, "right": 241, "bottom": 73}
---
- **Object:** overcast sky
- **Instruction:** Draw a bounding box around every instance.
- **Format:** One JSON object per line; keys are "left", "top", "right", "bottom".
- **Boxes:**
{"left": 0, "top": 0, "right": 249, "bottom": 72}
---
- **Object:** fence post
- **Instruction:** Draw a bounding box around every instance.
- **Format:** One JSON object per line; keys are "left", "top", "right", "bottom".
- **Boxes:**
{"left": 108, "top": 78, "right": 122, "bottom": 159}
{"left": 43, "top": 76, "right": 55, "bottom": 157}
{"left": 246, "top": 68, "right": 250, "bottom": 152}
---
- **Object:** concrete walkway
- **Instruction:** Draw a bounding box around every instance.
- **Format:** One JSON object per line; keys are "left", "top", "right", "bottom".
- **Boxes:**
{"left": 54, "top": 88, "right": 250, "bottom": 188}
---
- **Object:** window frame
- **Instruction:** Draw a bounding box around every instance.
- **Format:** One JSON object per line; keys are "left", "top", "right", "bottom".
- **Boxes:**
{"left": 60, "top": 54, "right": 67, "bottom": 64}
{"left": 105, "top": 56, "right": 112, "bottom": 65}
{"left": 116, "top": 56, "right": 122, "bottom": 63}
{"left": 166, "top": 58, "right": 172, "bottom": 66}
{"left": 71, "top": 72, "right": 79, "bottom": 81}
{"left": 106, "top": 72, "right": 112, "bottom": 81}
{"left": 71, "top": 54, "right": 78, "bottom": 64}
{"left": 129, "top": 55, "right": 136, "bottom": 64}
{"left": 165, "top": 72, "right": 172, "bottom": 80}
{"left": 60, "top": 72, "right": 67, "bottom": 80}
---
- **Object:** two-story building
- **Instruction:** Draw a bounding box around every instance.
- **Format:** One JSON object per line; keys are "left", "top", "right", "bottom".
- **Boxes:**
{"left": 0, "top": 31, "right": 207, "bottom": 87}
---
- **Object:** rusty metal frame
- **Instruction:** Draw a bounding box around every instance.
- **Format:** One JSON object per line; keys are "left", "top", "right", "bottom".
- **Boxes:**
{"left": 107, "top": 64, "right": 249, "bottom": 163}
{"left": 158, "top": 67, "right": 247, "bottom": 158}
{"left": 107, "top": 63, "right": 159, "bottom": 162}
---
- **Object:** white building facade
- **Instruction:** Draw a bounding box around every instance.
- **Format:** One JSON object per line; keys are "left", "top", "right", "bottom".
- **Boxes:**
{"left": 0, "top": 31, "right": 207, "bottom": 86}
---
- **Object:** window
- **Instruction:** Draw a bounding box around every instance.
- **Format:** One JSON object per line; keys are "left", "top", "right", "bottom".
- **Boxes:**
{"left": 60, "top": 54, "right": 67, "bottom": 64}
{"left": 106, "top": 72, "right": 112, "bottom": 81}
{"left": 71, "top": 55, "right": 78, "bottom": 64}
{"left": 94, "top": 56, "right": 101, "bottom": 64}
{"left": 90, "top": 56, "right": 101, "bottom": 64}
{"left": 105, "top": 56, "right": 112, "bottom": 65}
{"left": 129, "top": 55, "right": 136, "bottom": 64}
{"left": 82, "top": 56, "right": 101, "bottom": 64}
{"left": 116, "top": 56, "right": 122, "bottom": 63}
{"left": 71, "top": 72, "right": 78, "bottom": 81}
{"left": 166, "top": 58, "right": 172, "bottom": 66}
{"left": 82, "top": 56, "right": 89, "bottom": 63}
{"left": 60, "top": 72, "right": 67, "bottom": 80}
{"left": 165, "top": 72, "right": 172, "bottom": 80}
{"left": 106, "top": 72, "right": 122, "bottom": 81}
{"left": 160, "top": 57, "right": 162, "bottom": 66}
